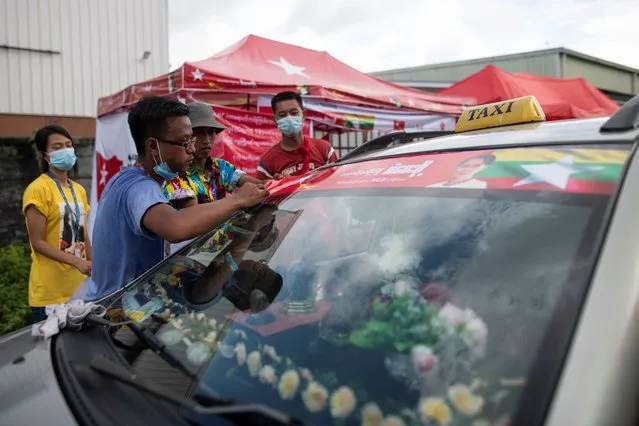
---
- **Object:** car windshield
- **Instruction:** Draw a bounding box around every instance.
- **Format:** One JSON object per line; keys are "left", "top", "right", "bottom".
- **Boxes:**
{"left": 107, "top": 145, "right": 630, "bottom": 426}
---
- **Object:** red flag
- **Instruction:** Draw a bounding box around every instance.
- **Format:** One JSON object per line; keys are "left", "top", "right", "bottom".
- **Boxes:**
{"left": 96, "top": 153, "right": 123, "bottom": 201}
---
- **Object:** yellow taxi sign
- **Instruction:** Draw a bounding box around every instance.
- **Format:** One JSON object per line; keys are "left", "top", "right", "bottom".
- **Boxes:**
{"left": 455, "top": 95, "right": 546, "bottom": 133}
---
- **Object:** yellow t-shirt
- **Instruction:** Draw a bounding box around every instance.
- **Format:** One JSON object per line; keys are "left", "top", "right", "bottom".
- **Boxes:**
{"left": 22, "top": 174, "right": 91, "bottom": 306}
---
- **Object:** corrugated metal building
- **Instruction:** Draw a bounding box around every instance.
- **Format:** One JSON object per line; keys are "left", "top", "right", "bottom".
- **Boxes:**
{"left": 371, "top": 48, "right": 639, "bottom": 105}
{"left": 0, "top": 0, "right": 169, "bottom": 137}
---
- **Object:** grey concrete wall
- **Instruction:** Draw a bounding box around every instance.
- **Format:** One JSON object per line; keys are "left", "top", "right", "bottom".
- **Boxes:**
{"left": 0, "top": 138, "right": 94, "bottom": 245}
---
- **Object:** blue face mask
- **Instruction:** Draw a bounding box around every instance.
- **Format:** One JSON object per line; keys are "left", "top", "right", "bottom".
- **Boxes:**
{"left": 277, "top": 116, "right": 303, "bottom": 137}
{"left": 153, "top": 146, "right": 178, "bottom": 181}
{"left": 48, "top": 148, "right": 77, "bottom": 171}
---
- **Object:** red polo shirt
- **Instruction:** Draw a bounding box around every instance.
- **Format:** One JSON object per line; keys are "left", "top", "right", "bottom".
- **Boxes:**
{"left": 256, "top": 137, "right": 338, "bottom": 180}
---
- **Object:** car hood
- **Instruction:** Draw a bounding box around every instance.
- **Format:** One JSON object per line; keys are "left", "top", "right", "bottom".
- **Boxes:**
{"left": 0, "top": 326, "right": 76, "bottom": 426}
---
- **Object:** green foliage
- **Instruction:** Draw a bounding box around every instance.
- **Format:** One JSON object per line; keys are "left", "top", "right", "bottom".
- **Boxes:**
{"left": 349, "top": 295, "right": 448, "bottom": 353}
{"left": 0, "top": 242, "right": 32, "bottom": 335}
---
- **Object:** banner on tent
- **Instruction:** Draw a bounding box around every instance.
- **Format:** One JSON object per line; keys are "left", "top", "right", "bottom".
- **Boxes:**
{"left": 257, "top": 96, "right": 457, "bottom": 132}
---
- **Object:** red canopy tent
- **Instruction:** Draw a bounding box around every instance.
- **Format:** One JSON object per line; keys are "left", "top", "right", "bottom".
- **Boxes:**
{"left": 438, "top": 64, "right": 619, "bottom": 120}
{"left": 97, "top": 34, "right": 471, "bottom": 118}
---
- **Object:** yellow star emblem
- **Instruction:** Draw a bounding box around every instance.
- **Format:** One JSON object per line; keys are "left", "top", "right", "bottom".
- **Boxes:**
{"left": 297, "top": 183, "right": 317, "bottom": 191}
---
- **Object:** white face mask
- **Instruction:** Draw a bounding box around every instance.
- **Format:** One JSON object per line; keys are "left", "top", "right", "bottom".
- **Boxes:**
{"left": 277, "top": 116, "right": 303, "bottom": 137}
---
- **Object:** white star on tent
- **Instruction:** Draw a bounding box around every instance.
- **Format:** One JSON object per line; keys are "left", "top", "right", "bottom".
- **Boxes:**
{"left": 142, "top": 84, "right": 153, "bottom": 92}
{"left": 513, "top": 155, "right": 604, "bottom": 190}
{"left": 99, "top": 163, "right": 108, "bottom": 186}
{"left": 191, "top": 68, "right": 204, "bottom": 81}
{"left": 268, "top": 57, "right": 309, "bottom": 77}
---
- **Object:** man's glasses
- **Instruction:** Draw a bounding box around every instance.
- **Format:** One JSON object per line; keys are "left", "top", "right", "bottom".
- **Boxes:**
{"left": 155, "top": 137, "right": 196, "bottom": 149}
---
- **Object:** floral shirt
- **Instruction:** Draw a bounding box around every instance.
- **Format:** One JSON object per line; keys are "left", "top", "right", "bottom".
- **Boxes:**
{"left": 162, "top": 158, "right": 244, "bottom": 259}
{"left": 163, "top": 158, "right": 245, "bottom": 204}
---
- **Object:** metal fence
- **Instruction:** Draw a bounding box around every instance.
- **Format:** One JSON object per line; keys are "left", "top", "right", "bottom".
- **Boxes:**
{"left": 312, "top": 130, "right": 387, "bottom": 158}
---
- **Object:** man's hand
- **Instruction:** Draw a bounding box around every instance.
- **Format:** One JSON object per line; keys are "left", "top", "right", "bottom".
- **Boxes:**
{"left": 232, "top": 182, "right": 269, "bottom": 209}
{"left": 273, "top": 173, "right": 283, "bottom": 180}
{"left": 73, "top": 258, "right": 92, "bottom": 276}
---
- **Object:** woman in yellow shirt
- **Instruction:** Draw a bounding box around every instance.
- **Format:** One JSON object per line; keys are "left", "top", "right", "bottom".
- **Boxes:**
{"left": 22, "top": 125, "right": 92, "bottom": 323}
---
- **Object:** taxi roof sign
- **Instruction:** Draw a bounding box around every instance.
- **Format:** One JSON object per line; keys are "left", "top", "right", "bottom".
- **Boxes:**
{"left": 455, "top": 95, "right": 546, "bottom": 133}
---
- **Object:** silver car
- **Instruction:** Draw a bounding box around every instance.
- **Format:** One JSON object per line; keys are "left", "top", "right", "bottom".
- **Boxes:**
{"left": 2, "top": 95, "right": 639, "bottom": 426}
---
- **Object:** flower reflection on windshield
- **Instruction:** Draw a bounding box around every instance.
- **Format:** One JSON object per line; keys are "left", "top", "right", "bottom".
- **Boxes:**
{"left": 110, "top": 185, "right": 604, "bottom": 426}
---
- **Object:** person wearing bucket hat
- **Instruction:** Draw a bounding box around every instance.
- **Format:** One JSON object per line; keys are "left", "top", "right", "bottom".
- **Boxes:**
{"left": 163, "top": 102, "right": 263, "bottom": 209}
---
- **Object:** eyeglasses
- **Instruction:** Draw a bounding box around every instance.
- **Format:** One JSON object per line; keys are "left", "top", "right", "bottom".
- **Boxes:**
{"left": 155, "top": 137, "right": 196, "bottom": 149}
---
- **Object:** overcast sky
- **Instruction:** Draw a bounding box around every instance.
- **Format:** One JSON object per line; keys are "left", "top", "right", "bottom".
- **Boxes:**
{"left": 168, "top": 0, "right": 639, "bottom": 74}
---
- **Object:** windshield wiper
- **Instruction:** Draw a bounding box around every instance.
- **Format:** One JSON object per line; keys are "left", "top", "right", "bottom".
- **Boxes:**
{"left": 87, "top": 314, "right": 196, "bottom": 380}
{"left": 127, "top": 320, "right": 197, "bottom": 379}
{"left": 90, "top": 358, "right": 304, "bottom": 426}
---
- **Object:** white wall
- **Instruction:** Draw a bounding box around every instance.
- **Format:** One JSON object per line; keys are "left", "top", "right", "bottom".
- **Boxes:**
{"left": 0, "top": 0, "right": 169, "bottom": 117}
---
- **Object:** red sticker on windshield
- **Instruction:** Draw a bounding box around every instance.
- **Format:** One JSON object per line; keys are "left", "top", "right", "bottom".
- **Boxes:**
{"left": 268, "top": 147, "right": 629, "bottom": 196}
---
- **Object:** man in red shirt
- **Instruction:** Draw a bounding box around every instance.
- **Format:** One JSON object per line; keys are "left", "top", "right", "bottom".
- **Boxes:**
{"left": 256, "top": 91, "right": 338, "bottom": 180}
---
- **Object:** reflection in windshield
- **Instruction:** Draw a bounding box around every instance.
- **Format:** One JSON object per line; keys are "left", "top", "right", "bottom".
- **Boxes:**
{"left": 109, "top": 188, "right": 602, "bottom": 426}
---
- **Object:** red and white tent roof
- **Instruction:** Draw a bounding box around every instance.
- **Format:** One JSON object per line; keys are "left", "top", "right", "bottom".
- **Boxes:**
{"left": 97, "top": 35, "right": 472, "bottom": 117}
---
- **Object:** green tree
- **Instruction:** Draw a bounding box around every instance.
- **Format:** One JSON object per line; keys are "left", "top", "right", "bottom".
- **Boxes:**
{"left": 0, "top": 243, "right": 32, "bottom": 335}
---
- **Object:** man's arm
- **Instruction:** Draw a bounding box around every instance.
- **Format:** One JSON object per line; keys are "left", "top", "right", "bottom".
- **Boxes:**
{"left": 142, "top": 182, "right": 268, "bottom": 244}
{"left": 238, "top": 175, "right": 264, "bottom": 185}
{"left": 215, "top": 159, "right": 265, "bottom": 187}
{"left": 170, "top": 197, "right": 198, "bottom": 210}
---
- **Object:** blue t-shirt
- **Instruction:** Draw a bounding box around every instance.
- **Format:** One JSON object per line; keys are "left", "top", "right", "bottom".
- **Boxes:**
{"left": 84, "top": 167, "right": 169, "bottom": 301}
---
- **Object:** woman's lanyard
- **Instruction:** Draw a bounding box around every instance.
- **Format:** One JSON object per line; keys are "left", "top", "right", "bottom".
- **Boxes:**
{"left": 47, "top": 171, "right": 81, "bottom": 239}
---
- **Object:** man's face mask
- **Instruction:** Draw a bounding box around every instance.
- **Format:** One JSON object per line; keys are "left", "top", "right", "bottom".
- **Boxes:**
{"left": 276, "top": 116, "right": 303, "bottom": 137}
{"left": 152, "top": 142, "right": 178, "bottom": 180}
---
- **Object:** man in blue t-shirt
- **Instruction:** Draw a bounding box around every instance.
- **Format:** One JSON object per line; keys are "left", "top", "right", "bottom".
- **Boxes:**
{"left": 83, "top": 96, "right": 268, "bottom": 301}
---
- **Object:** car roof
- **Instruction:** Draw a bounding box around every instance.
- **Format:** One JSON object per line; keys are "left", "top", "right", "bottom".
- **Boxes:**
{"left": 363, "top": 117, "right": 638, "bottom": 160}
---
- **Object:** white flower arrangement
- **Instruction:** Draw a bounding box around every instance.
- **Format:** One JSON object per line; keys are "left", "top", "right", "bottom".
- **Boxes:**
{"left": 361, "top": 403, "right": 384, "bottom": 426}
{"left": 234, "top": 342, "right": 247, "bottom": 365}
{"left": 382, "top": 415, "right": 407, "bottom": 426}
{"left": 302, "top": 381, "right": 329, "bottom": 413}
{"left": 247, "top": 351, "right": 262, "bottom": 377}
{"left": 263, "top": 344, "right": 283, "bottom": 363}
{"left": 375, "top": 235, "right": 421, "bottom": 277}
{"left": 438, "top": 302, "right": 488, "bottom": 359}
{"left": 329, "top": 386, "right": 357, "bottom": 418}
{"left": 278, "top": 370, "right": 300, "bottom": 400}
{"left": 219, "top": 343, "right": 234, "bottom": 359}
{"left": 448, "top": 384, "right": 485, "bottom": 416}
{"left": 225, "top": 332, "right": 516, "bottom": 426}
{"left": 258, "top": 365, "right": 278, "bottom": 387}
